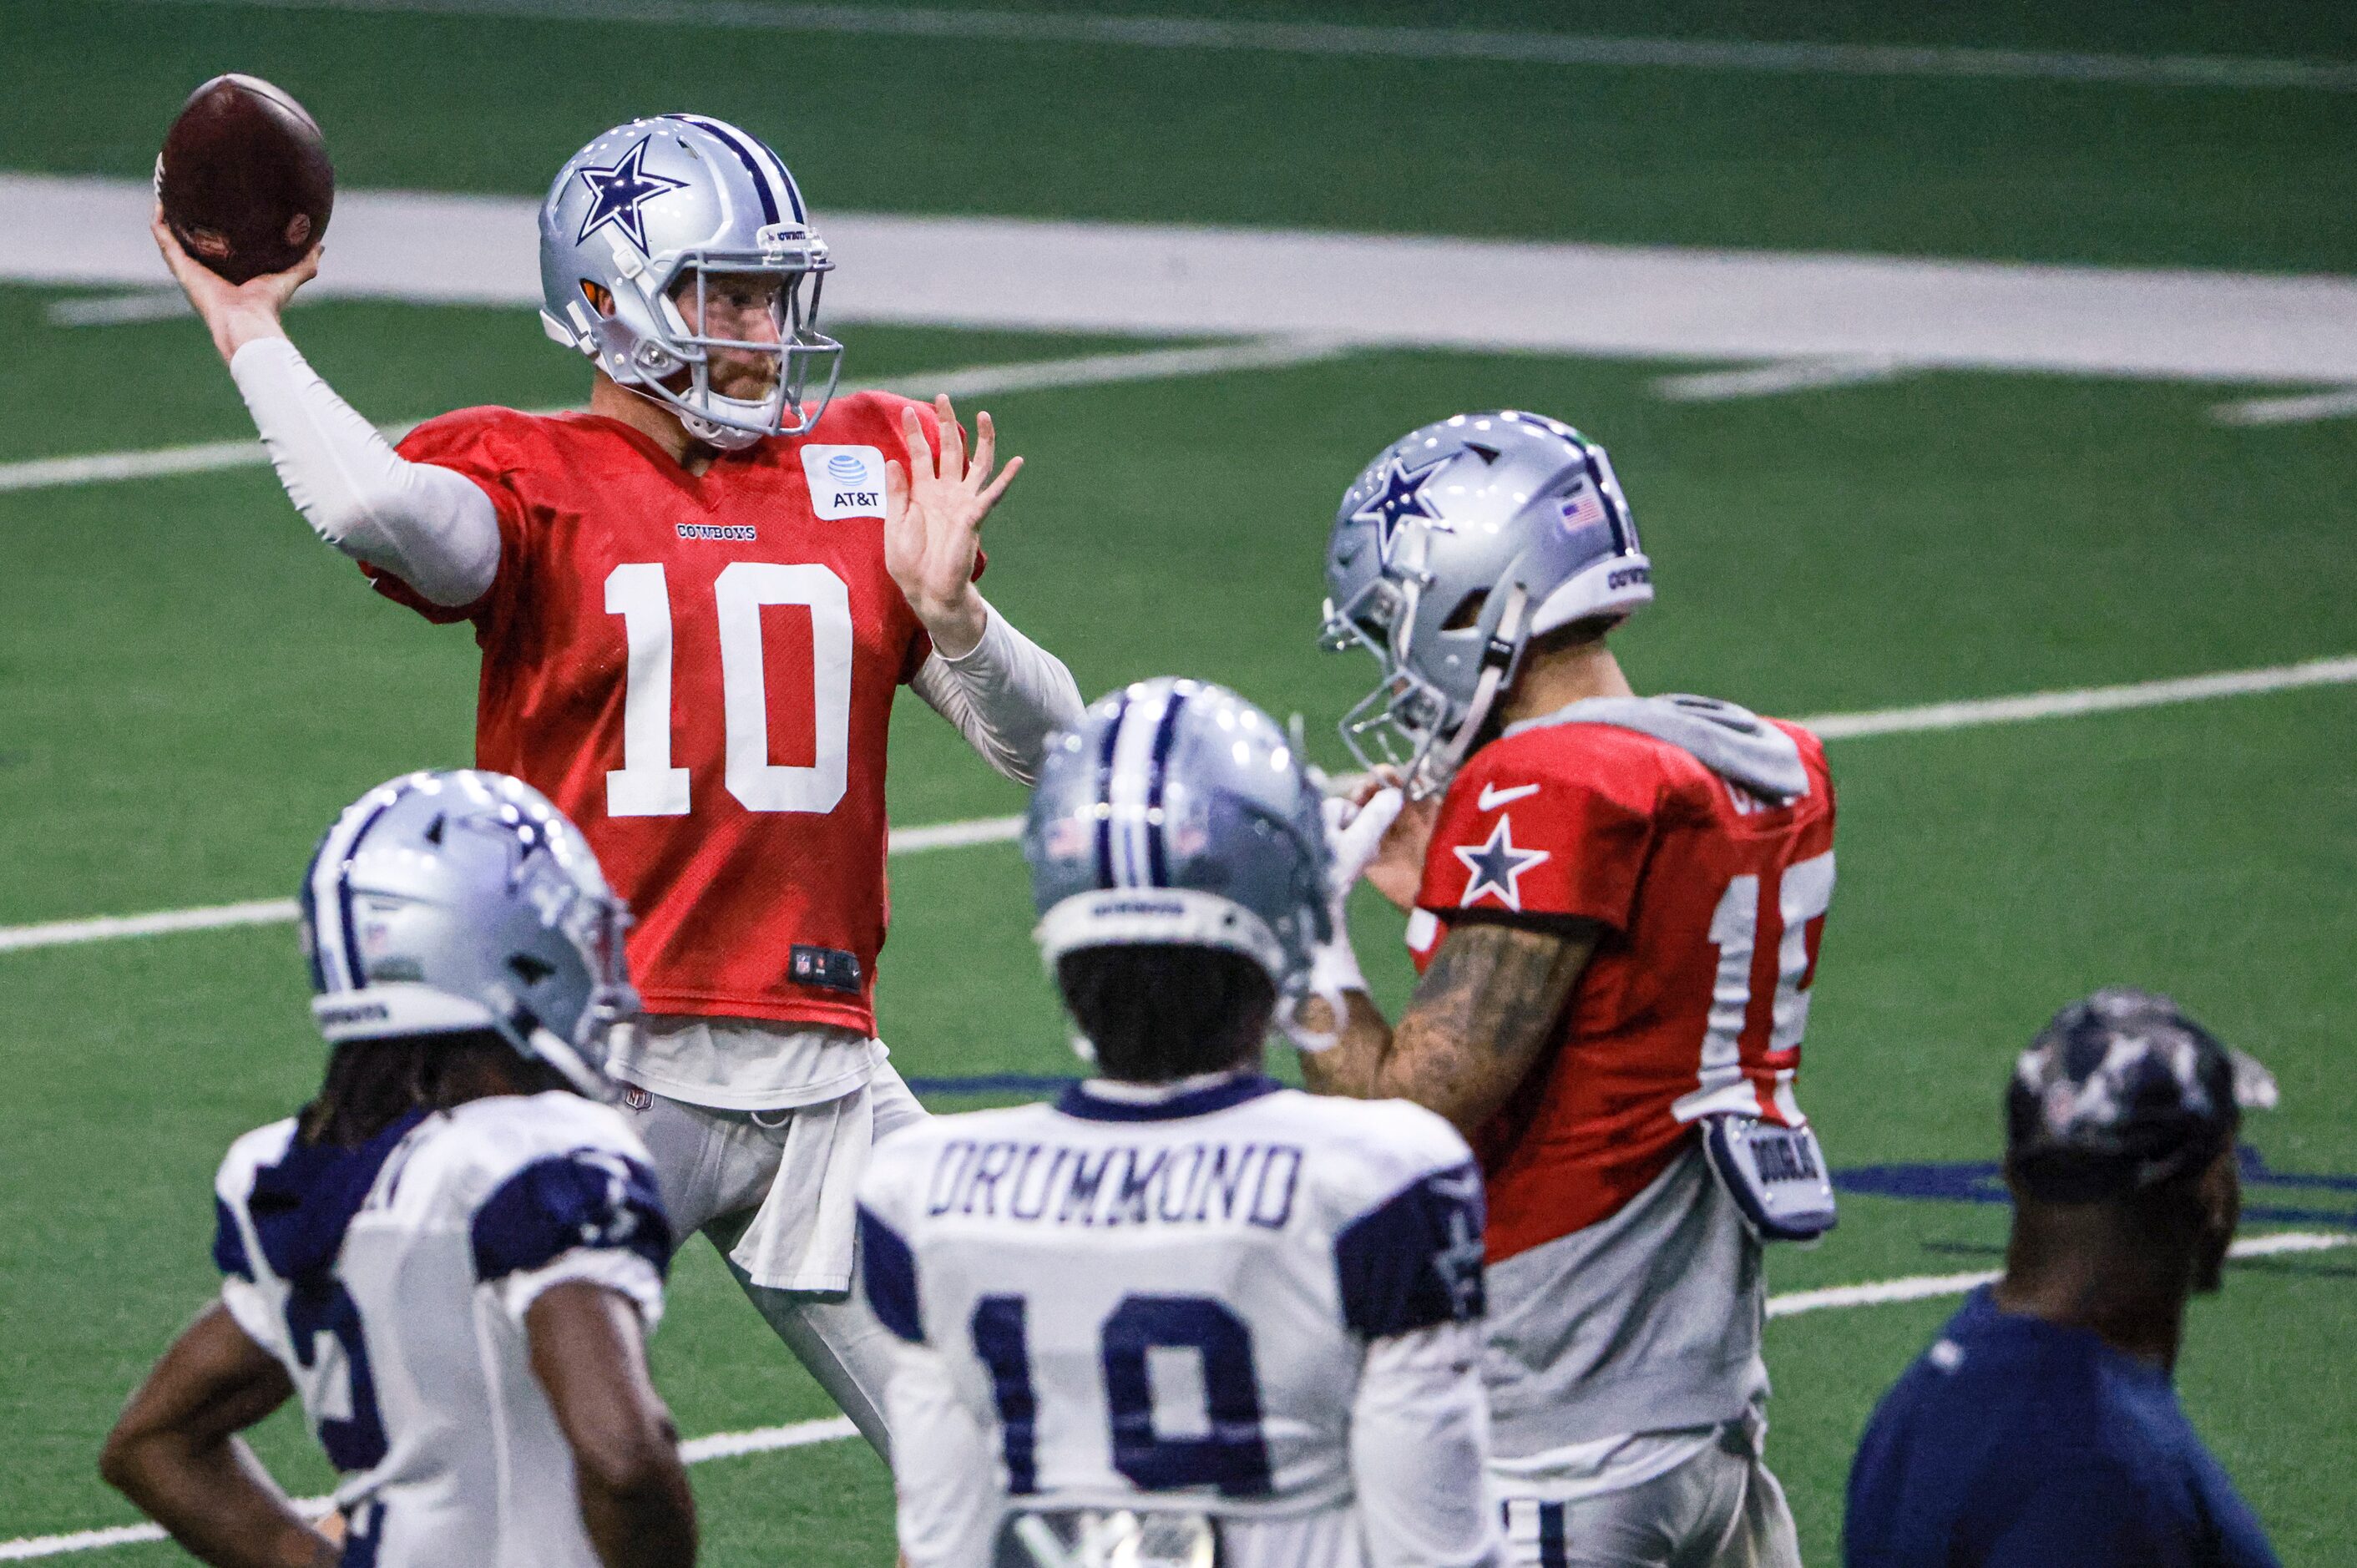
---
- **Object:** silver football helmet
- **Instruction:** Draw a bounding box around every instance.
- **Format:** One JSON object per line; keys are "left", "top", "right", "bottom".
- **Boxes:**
{"left": 539, "top": 114, "right": 842, "bottom": 448}
{"left": 300, "top": 770, "right": 639, "bottom": 1100}
{"left": 1319, "top": 411, "right": 1652, "bottom": 797}
{"left": 1024, "top": 679, "right": 1333, "bottom": 1001}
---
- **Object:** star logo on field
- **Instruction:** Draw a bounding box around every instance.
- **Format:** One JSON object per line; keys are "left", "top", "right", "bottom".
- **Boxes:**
{"left": 1454, "top": 814, "right": 1550, "bottom": 911}
{"left": 1349, "top": 453, "right": 1452, "bottom": 564}
{"left": 573, "top": 137, "right": 688, "bottom": 252}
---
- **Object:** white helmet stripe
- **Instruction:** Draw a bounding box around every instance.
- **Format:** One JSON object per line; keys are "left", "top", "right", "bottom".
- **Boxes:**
{"left": 1105, "top": 687, "right": 1171, "bottom": 888}
{"left": 306, "top": 783, "right": 407, "bottom": 994}
{"left": 669, "top": 114, "right": 803, "bottom": 227}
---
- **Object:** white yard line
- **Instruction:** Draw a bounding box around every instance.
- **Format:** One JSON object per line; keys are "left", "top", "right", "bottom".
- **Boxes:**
{"left": 1798, "top": 655, "right": 2357, "bottom": 740}
{"left": 45, "top": 290, "right": 195, "bottom": 327}
{"left": 8, "top": 1235, "right": 2344, "bottom": 1560}
{"left": 0, "top": 818, "right": 1025, "bottom": 955}
{"left": 17, "top": 175, "right": 2357, "bottom": 386}
{"left": 1651, "top": 357, "right": 1913, "bottom": 402}
{"left": 0, "top": 1417, "right": 859, "bottom": 1561}
{"left": 2209, "top": 387, "right": 2357, "bottom": 427}
{"left": 0, "top": 898, "right": 300, "bottom": 954}
{"left": 0, "top": 337, "right": 1347, "bottom": 496}
{"left": 1767, "top": 1230, "right": 2355, "bottom": 1318}
{"left": 6, "top": 654, "right": 2354, "bottom": 959}
{"left": 104, "top": 0, "right": 2357, "bottom": 93}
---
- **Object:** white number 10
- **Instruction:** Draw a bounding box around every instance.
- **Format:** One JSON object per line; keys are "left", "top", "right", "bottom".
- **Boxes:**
{"left": 602, "top": 561, "right": 853, "bottom": 818}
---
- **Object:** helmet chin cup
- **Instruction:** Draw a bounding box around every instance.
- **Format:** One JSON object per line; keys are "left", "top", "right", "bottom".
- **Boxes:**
{"left": 678, "top": 406, "right": 766, "bottom": 452}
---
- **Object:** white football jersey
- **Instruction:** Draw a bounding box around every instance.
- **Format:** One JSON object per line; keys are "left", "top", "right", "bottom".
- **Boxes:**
{"left": 210, "top": 1091, "right": 670, "bottom": 1568}
{"left": 857, "top": 1073, "right": 1501, "bottom": 1568}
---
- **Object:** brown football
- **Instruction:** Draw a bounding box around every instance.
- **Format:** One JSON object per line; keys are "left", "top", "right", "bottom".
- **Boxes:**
{"left": 156, "top": 74, "right": 335, "bottom": 284}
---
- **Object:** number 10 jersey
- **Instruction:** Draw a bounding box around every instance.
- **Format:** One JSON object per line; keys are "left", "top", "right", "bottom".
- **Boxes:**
{"left": 382, "top": 393, "right": 950, "bottom": 1034}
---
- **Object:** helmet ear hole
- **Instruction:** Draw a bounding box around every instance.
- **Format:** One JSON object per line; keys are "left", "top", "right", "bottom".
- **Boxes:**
{"left": 579, "top": 281, "right": 615, "bottom": 317}
{"left": 508, "top": 953, "right": 556, "bottom": 987}
{"left": 1442, "top": 589, "right": 1489, "bottom": 631}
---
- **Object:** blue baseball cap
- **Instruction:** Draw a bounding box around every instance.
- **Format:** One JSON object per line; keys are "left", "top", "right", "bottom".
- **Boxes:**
{"left": 2005, "top": 988, "right": 2242, "bottom": 1203}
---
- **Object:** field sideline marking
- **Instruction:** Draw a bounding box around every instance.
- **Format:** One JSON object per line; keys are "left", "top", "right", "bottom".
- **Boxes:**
{"left": 20, "top": 175, "right": 2357, "bottom": 388}
{"left": 6, "top": 1233, "right": 2344, "bottom": 1561}
{"left": 0, "top": 337, "right": 1349, "bottom": 496}
{"left": 105, "top": 0, "right": 2357, "bottom": 93}
{"left": 5, "top": 653, "right": 2356, "bottom": 959}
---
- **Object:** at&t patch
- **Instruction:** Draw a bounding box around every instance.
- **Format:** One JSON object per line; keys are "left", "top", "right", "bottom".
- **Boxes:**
{"left": 799, "top": 444, "right": 887, "bottom": 519}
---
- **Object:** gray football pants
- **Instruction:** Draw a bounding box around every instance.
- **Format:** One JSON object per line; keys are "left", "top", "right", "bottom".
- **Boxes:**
{"left": 623, "top": 1062, "right": 928, "bottom": 1462}
{"left": 1500, "top": 1436, "right": 1803, "bottom": 1568}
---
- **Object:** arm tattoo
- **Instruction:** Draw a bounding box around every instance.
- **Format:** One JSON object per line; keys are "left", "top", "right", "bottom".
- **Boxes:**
{"left": 1301, "top": 921, "right": 1596, "bottom": 1136}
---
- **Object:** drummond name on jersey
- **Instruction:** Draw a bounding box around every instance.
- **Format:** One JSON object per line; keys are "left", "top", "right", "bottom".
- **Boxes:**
{"left": 923, "top": 1136, "right": 1305, "bottom": 1230}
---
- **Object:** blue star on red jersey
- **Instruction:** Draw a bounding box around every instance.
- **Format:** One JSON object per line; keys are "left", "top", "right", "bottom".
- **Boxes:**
{"left": 1349, "top": 453, "right": 1452, "bottom": 564}
{"left": 573, "top": 138, "right": 688, "bottom": 252}
{"left": 1454, "top": 814, "right": 1551, "bottom": 911}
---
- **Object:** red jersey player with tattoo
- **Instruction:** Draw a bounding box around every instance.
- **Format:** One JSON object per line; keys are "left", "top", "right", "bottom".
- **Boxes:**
{"left": 1294, "top": 412, "right": 1837, "bottom": 1568}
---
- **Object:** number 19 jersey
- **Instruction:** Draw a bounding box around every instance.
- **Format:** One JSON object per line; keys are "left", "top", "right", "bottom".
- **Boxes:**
{"left": 856, "top": 1075, "right": 1498, "bottom": 1567}
{"left": 382, "top": 393, "right": 948, "bottom": 1034}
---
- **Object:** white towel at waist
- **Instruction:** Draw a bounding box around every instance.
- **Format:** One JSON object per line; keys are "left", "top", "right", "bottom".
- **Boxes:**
{"left": 729, "top": 1075, "right": 876, "bottom": 1293}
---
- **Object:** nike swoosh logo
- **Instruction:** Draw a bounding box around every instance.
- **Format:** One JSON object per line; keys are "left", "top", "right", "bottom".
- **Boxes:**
{"left": 1478, "top": 782, "right": 1540, "bottom": 810}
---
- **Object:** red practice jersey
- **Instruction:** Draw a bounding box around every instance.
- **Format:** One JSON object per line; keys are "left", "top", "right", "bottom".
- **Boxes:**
{"left": 379, "top": 393, "right": 954, "bottom": 1034}
{"left": 1410, "top": 716, "right": 1837, "bottom": 1264}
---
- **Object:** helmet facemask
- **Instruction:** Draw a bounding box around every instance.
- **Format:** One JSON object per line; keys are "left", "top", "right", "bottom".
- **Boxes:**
{"left": 610, "top": 247, "right": 842, "bottom": 449}
{"left": 1320, "top": 570, "right": 1529, "bottom": 800}
{"left": 527, "top": 882, "right": 641, "bottom": 1100}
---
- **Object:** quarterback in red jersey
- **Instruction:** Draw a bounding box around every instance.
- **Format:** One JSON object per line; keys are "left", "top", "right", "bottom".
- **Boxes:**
{"left": 154, "top": 114, "right": 1083, "bottom": 1456}
{"left": 1292, "top": 412, "right": 1833, "bottom": 1568}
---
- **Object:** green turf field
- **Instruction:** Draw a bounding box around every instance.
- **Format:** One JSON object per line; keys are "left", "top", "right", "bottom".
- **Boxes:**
{"left": 3, "top": 2, "right": 2354, "bottom": 1562}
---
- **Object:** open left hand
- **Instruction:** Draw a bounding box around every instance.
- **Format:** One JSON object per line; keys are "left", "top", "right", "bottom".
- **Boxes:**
{"left": 884, "top": 394, "right": 1023, "bottom": 660}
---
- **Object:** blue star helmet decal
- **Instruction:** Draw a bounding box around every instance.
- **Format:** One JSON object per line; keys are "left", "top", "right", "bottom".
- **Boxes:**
{"left": 1350, "top": 453, "right": 1453, "bottom": 565}
{"left": 573, "top": 138, "right": 690, "bottom": 253}
{"left": 1453, "top": 814, "right": 1551, "bottom": 911}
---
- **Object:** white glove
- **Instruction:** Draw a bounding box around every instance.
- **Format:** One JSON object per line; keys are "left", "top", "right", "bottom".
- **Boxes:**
{"left": 1283, "top": 787, "right": 1404, "bottom": 1053}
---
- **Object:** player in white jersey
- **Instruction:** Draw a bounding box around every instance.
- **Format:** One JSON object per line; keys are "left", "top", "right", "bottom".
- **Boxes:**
{"left": 101, "top": 771, "right": 693, "bottom": 1568}
{"left": 857, "top": 679, "right": 1504, "bottom": 1568}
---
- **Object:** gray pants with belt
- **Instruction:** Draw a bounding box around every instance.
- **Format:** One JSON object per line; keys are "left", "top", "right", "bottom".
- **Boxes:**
{"left": 621, "top": 1060, "right": 928, "bottom": 1459}
{"left": 1500, "top": 1433, "right": 1803, "bottom": 1568}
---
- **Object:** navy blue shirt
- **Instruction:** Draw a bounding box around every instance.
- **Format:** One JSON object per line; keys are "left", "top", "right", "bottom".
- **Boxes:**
{"left": 1847, "top": 1287, "right": 2278, "bottom": 1568}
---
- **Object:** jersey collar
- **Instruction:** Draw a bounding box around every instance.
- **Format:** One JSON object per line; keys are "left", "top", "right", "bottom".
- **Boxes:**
{"left": 249, "top": 1110, "right": 429, "bottom": 1288}
{"left": 1055, "top": 1071, "right": 1282, "bottom": 1123}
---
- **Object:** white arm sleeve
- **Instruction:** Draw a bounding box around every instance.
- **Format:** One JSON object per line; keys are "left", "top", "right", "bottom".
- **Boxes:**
{"left": 227, "top": 336, "right": 502, "bottom": 608}
{"left": 883, "top": 1339, "right": 1003, "bottom": 1568}
{"left": 1351, "top": 1320, "right": 1504, "bottom": 1568}
{"left": 908, "top": 599, "right": 1086, "bottom": 785}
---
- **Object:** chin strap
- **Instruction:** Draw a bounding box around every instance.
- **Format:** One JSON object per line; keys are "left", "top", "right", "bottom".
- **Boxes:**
{"left": 1281, "top": 788, "right": 1404, "bottom": 1054}
{"left": 1415, "top": 584, "right": 1527, "bottom": 799}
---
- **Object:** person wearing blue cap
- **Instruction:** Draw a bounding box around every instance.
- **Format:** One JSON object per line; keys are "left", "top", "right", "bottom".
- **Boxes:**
{"left": 1844, "top": 988, "right": 2279, "bottom": 1567}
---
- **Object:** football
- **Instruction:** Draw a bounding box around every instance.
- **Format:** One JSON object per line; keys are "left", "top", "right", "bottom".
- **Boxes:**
{"left": 155, "top": 73, "right": 334, "bottom": 283}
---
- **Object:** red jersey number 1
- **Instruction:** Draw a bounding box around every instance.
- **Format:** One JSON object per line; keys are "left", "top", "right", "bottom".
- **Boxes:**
{"left": 603, "top": 561, "right": 852, "bottom": 817}
{"left": 1675, "top": 850, "right": 1835, "bottom": 1122}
